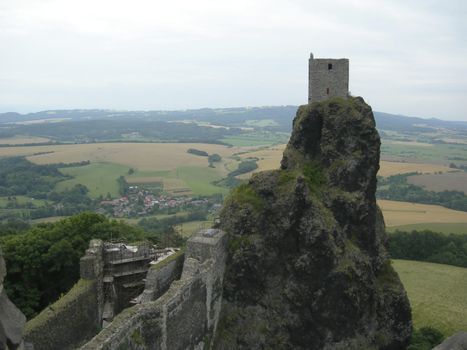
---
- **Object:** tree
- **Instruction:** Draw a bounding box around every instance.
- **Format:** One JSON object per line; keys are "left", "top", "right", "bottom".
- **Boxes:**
{"left": 208, "top": 153, "right": 222, "bottom": 163}
{"left": 0, "top": 212, "right": 145, "bottom": 318}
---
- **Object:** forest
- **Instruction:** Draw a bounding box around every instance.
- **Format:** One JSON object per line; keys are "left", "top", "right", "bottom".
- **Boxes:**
{"left": 389, "top": 230, "right": 467, "bottom": 268}
{"left": 377, "top": 173, "right": 467, "bottom": 211}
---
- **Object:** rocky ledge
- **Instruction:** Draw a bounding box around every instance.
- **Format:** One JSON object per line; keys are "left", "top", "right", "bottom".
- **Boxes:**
{"left": 1, "top": 248, "right": 26, "bottom": 350}
{"left": 214, "top": 97, "right": 412, "bottom": 349}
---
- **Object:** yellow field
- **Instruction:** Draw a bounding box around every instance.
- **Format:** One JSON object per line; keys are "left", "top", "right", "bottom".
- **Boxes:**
{"left": 0, "top": 135, "right": 50, "bottom": 145}
{"left": 235, "top": 145, "right": 284, "bottom": 179}
{"left": 236, "top": 144, "right": 452, "bottom": 178}
{"left": 126, "top": 177, "right": 164, "bottom": 184}
{"left": 378, "top": 200, "right": 467, "bottom": 227}
{"left": 388, "top": 140, "right": 433, "bottom": 147}
{"left": 162, "top": 178, "right": 192, "bottom": 195}
{"left": 377, "top": 161, "right": 453, "bottom": 177}
{"left": 0, "top": 142, "right": 242, "bottom": 171}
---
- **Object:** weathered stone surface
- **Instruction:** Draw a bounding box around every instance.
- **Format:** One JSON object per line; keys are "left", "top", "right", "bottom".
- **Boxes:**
{"left": 140, "top": 251, "right": 184, "bottom": 303}
{"left": 434, "top": 332, "right": 467, "bottom": 350}
{"left": 215, "top": 97, "right": 412, "bottom": 349}
{"left": 24, "top": 279, "right": 99, "bottom": 350}
{"left": 80, "top": 230, "right": 228, "bottom": 350}
{"left": 308, "top": 54, "right": 349, "bottom": 103}
{"left": 0, "top": 248, "right": 26, "bottom": 350}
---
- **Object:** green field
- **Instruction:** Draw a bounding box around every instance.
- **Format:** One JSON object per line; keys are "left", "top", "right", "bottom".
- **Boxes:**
{"left": 31, "top": 216, "right": 67, "bottom": 224}
{"left": 56, "top": 162, "right": 129, "bottom": 198}
{"left": 221, "top": 132, "right": 289, "bottom": 147}
{"left": 176, "top": 166, "right": 228, "bottom": 195}
{"left": 175, "top": 220, "right": 213, "bottom": 237}
{"left": 0, "top": 196, "right": 50, "bottom": 208}
{"left": 121, "top": 211, "right": 192, "bottom": 225}
{"left": 381, "top": 141, "right": 467, "bottom": 165}
{"left": 55, "top": 161, "right": 228, "bottom": 198}
{"left": 392, "top": 259, "right": 467, "bottom": 336}
{"left": 387, "top": 222, "right": 467, "bottom": 235}
{"left": 244, "top": 119, "right": 279, "bottom": 127}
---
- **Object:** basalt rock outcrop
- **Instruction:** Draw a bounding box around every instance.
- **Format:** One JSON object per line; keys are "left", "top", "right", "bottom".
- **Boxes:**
{"left": 434, "top": 332, "right": 467, "bottom": 350}
{"left": 0, "top": 248, "right": 26, "bottom": 350}
{"left": 215, "top": 97, "right": 412, "bottom": 349}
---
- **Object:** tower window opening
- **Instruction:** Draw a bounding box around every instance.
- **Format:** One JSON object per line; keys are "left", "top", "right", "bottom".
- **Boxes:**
{"left": 328, "top": 63, "right": 333, "bottom": 70}
{"left": 326, "top": 88, "right": 330, "bottom": 95}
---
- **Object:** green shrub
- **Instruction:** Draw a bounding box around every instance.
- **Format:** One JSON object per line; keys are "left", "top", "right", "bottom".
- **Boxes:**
{"left": 302, "top": 161, "right": 326, "bottom": 190}
{"left": 408, "top": 327, "right": 444, "bottom": 350}
{"left": 229, "top": 184, "right": 263, "bottom": 211}
{"left": 228, "top": 235, "right": 251, "bottom": 253}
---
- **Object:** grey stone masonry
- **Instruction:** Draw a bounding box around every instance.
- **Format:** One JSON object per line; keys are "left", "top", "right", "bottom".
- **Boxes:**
{"left": 308, "top": 52, "right": 349, "bottom": 103}
{"left": 79, "top": 229, "right": 227, "bottom": 350}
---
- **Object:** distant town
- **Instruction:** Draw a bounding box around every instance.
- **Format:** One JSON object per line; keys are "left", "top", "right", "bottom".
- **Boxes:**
{"left": 97, "top": 188, "right": 222, "bottom": 218}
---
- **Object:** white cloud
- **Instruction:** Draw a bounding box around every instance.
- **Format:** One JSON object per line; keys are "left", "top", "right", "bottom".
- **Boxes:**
{"left": 0, "top": 0, "right": 466, "bottom": 120}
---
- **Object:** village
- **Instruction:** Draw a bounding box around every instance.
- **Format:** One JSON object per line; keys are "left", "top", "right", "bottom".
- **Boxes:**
{"left": 97, "top": 188, "right": 221, "bottom": 218}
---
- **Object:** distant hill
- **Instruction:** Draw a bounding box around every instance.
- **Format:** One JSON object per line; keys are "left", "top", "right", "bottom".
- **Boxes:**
{"left": 2, "top": 106, "right": 466, "bottom": 130}
{"left": 373, "top": 111, "right": 467, "bottom": 133}
{"left": 1, "top": 105, "right": 466, "bottom": 142}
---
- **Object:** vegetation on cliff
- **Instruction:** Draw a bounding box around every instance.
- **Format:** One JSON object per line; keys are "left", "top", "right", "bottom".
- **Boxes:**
{"left": 215, "top": 97, "right": 412, "bottom": 349}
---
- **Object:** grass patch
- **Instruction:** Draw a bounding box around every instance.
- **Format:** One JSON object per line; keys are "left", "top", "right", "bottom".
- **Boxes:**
{"left": 228, "top": 184, "right": 264, "bottom": 211}
{"left": 56, "top": 162, "right": 129, "bottom": 198}
{"left": 228, "top": 235, "right": 252, "bottom": 252}
{"left": 302, "top": 161, "right": 326, "bottom": 190}
{"left": 244, "top": 119, "right": 279, "bottom": 127}
{"left": 176, "top": 220, "right": 212, "bottom": 238}
{"left": 221, "top": 132, "right": 288, "bottom": 147}
{"left": 392, "top": 259, "right": 467, "bottom": 336}
{"left": 278, "top": 169, "right": 298, "bottom": 186}
{"left": 176, "top": 166, "right": 228, "bottom": 196}
{"left": 381, "top": 142, "right": 467, "bottom": 165}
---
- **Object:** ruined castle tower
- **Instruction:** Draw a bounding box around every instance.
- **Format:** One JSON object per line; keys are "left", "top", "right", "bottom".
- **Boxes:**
{"left": 308, "top": 53, "right": 349, "bottom": 103}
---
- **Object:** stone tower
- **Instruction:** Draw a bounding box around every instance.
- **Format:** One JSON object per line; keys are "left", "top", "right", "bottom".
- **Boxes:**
{"left": 308, "top": 53, "right": 349, "bottom": 103}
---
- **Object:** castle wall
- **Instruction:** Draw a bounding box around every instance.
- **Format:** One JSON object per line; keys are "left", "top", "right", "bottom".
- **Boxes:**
{"left": 80, "top": 229, "right": 227, "bottom": 350}
{"left": 308, "top": 57, "right": 349, "bottom": 103}
{"left": 24, "top": 279, "right": 99, "bottom": 350}
{"left": 140, "top": 249, "right": 185, "bottom": 303}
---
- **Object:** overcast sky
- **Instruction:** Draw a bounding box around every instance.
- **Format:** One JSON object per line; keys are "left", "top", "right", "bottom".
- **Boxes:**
{"left": 1, "top": 0, "right": 466, "bottom": 120}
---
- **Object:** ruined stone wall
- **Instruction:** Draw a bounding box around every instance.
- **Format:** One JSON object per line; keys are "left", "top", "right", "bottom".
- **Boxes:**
{"left": 80, "top": 276, "right": 206, "bottom": 350}
{"left": 140, "top": 250, "right": 185, "bottom": 303}
{"left": 24, "top": 279, "right": 99, "bottom": 350}
{"left": 24, "top": 240, "right": 104, "bottom": 350}
{"left": 308, "top": 55, "right": 349, "bottom": 103}
{"left": 80, "top": 240, "right": 105, "bottom": 323}
{"left": 80, "top": 229, "right": 227, "bottom": 350}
